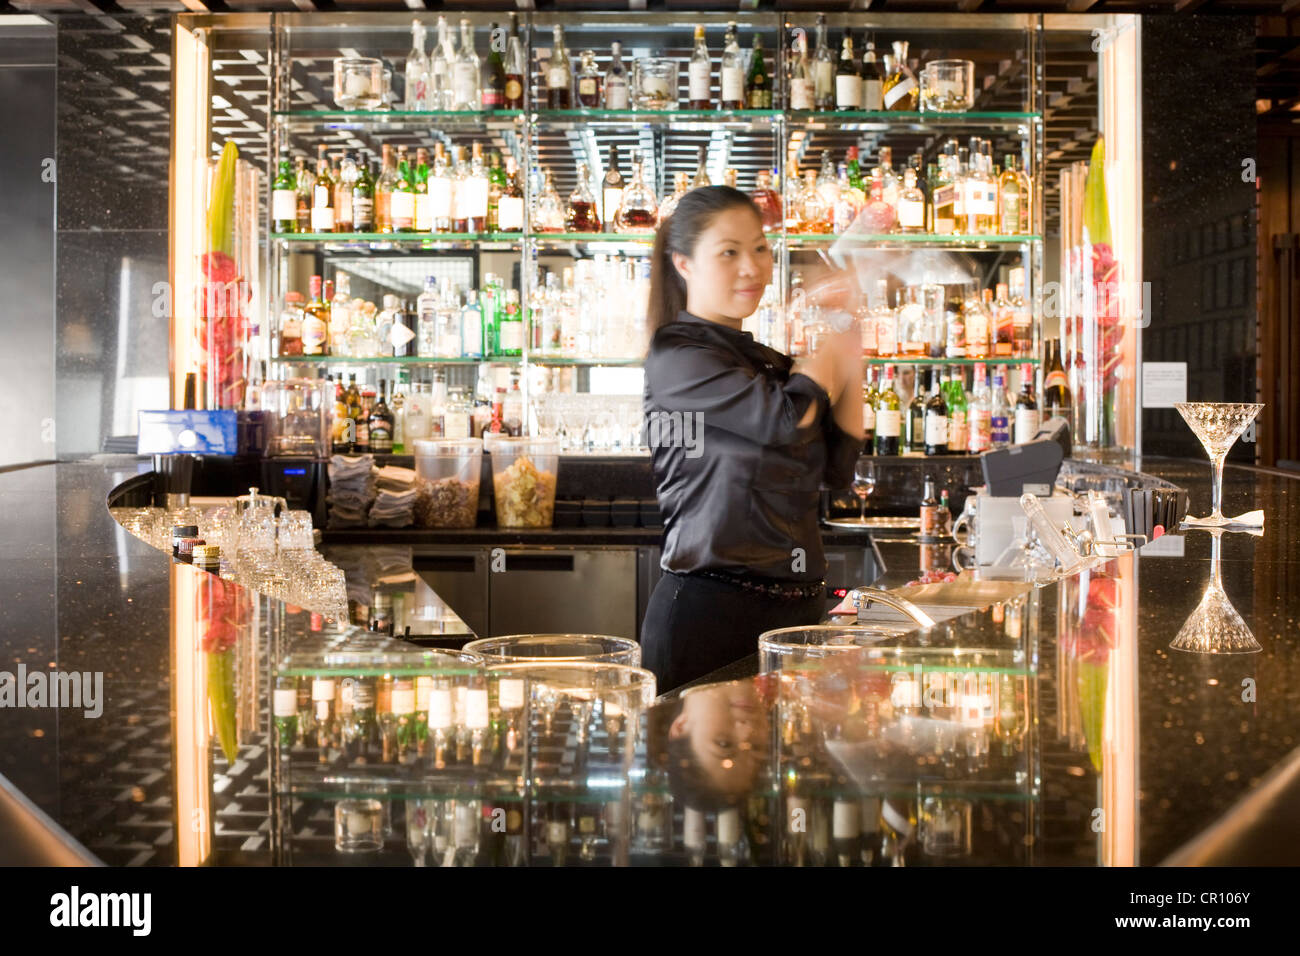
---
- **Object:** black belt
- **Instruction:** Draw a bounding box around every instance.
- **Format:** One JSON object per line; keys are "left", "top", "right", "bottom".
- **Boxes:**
{"left": 681, "top": 569, "right": 826, "bottom": 600}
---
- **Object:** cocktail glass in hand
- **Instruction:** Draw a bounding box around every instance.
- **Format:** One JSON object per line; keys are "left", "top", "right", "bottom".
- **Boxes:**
{"left": 1174, "top": 402, "right": 1263, "bottom": 527}
{"left": 851, "top": 457, "right": 877, "bottom": 525}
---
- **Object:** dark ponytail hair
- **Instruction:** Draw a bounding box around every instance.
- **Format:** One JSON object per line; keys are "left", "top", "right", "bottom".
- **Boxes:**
{"left": 647, "top": 185, "right": 763, "bottom": 342}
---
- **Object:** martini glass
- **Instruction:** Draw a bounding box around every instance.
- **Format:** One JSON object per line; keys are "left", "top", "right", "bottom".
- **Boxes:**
{"left": 1173, "top": 402, "right": 1262, "bottom": 527}
{"left": 1169, "top": 530, "right": 1260, "bottom": 654}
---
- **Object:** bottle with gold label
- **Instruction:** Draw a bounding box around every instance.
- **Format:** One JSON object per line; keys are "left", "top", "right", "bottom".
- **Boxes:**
{"left": 881, "top": 41, "right": 918, "bottom": 111}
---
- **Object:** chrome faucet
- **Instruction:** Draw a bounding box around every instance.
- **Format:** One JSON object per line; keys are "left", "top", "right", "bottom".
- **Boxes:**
{"left": 847, "top": 587, "right": 937, "bottom": 629}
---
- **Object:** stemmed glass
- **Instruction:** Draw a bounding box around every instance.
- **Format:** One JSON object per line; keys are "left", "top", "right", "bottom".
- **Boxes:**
{"left": 851, "top": 457, "right": 877, "bottom": 525}
{"left": 1170, "top": 529, "right": 1261, "bottom": 654}
{"left": 1174, "top": 402, "right": 1263, "bottom": 527}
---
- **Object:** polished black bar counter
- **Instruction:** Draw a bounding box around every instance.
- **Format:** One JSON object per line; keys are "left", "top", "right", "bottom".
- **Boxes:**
{"left": 1, "top": 455, "right": 1298, "bottom": 865}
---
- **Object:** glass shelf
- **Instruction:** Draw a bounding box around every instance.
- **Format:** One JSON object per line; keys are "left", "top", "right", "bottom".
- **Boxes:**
{"left": 272, "top": 232, "right": 524, "bottom": 249}
{"left": 786, "top": 233, "right": 1042, "bottom": 249}
{"left": 532, "top": 108, "right": 781, "bottom": 130}
{"left": 785, "top": 110, "right": 1041, "bottom": 132}
{"left": 274, "top": 109, "right": 525, "bottom": 132}
{"left": 868, "top": 357, "right": 1040, "bottom": 366}
{"left": 272, "top": 355, "right": 644, "bottom": 368}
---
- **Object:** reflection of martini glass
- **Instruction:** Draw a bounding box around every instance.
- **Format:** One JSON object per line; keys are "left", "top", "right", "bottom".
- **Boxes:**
{"left": 1170, "top": 531, "right": 1260, "bottom": 654}
{"left": 1174, "top": 402, "right": 1262, "bottom": 527}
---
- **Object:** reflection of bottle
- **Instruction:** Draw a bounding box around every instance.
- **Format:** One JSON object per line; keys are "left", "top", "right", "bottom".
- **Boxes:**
{"left": 683, "top": 807, "right": 707, "bottom": 866}
{"left": 832, "top": 799, "right": 861, "bottom": 867}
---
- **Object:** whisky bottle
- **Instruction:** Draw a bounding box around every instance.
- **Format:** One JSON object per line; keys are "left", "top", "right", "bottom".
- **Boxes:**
{"left": 302, "top": 275, "right": 330, "bottom": 356}
{"left": 368, "top": 382, "right": 394, "bottom": 452}
{"left": 391, "top": 146, "right": 416, "bottom": 232}
{"left": 310, "top": 146, "right": 335, "bottom": 233}
{"left": 601, "top": 144, "right": 624, "bottom": 233}
{"left": 923, "top": 368, "right": 949, "bottom": 455}
{"left": 1013, "top": 368, "right": 1040, "bottom": 444}
{"left": 882, "top": 41, "right": 918, "bottom": 111}
{"left": 294, "top": 157, "right": 312, "bottom": 232}
{"left": 375, "top": 143, "right": 397, "bottom": 233}
{"left": 576, "top": 50, "right": 601, "bottom": 107}
{"left": 350, "top": 158, "right": 374, "bottom": 232}
{"left": 907, "top": 379, "right": 926, "bottom": 453}
{"left": 564, "top": 162, "right": 600, "bottom": 232}
{"left": 860, "top": 34, "right": 884, "bottom": 110}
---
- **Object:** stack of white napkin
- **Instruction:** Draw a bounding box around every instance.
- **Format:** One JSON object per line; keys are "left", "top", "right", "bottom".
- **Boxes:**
{"left": 368, "top": 465, "right": 418, "bottom": 528}
{"left": 327, "top": 454, "right": 377, "bottom": 528}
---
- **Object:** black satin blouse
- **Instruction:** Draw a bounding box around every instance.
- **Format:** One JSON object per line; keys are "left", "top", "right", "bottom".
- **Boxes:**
{"left": 643, "top": 311, "right": 863, "bottom": 583}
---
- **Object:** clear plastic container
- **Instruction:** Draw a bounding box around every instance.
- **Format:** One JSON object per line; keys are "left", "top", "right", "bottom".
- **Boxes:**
{"left": 487, "top": 437, "right": 559, "bottom": 528}
{"left": 463, "top": 634, "right": 641, "bottom": 667}
{"left": 758, "top": 624, "right": 897, "bottom": 674}
{"left": 413, "top": 438, "right": 482, "bottom": 529}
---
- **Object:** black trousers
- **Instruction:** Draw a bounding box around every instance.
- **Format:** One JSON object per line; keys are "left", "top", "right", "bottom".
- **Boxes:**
{"left": 640, "top": 571, "right": 826, "bottom": 693}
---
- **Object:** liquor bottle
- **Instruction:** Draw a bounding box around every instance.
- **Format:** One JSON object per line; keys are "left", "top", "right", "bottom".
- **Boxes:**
{"left": 346, "top": 158, "right": 371, "bottom": 233}
{"left": 497, "top": 156, "right": 524, "bottom": 232}
{"left": 452, "top": 18, "right": 481, "bottom": 110}
{"left": 691, "top": 145, "right": 711, "bottom": 189}
{"left": 963, "top": 285, "right": 990, "bottom": 358}
{"left": 504, "top": 14, "right": 525, "bottom": 109}
{"left": 945, "top": 367, "right": 969, "bottom": 455}
{"left": 992, "top": 283, "right": 1014, "bottom": 357}
{"left": 333, "top": 153, "right": 356, "bottom": 231}
{"left": 968, "top": 363, "right": 992, "bottom": 454}
{"left": 547, "top": 25, "right": 572, "bottom": 108}
{"left": 658, "top": 171, "right": 689, "bottom": 222}
{"left": 788, "top": 29, "right": 813, "bottom": 111}
{"left": 429, "top": 143, "right": 453, "bottom": 232}
{"left": 796, "top": 169, "right": 830, "bottom": 233}
{"left": 815, "top": 148, "right": 838, "bottom": 208}
{"left": 872, "top": 278, "right": 897, "bottom": 357}
{"left": 717, "top": 808, "right": 749, "bottom": 867}
{"left": 615, "top": 149, "right": 658, "bottom": 231}
{"left": 945, "top": 288, "right": 966, "bottom": 359}
{"left": 343, "top": 375, "right": 361, "bottom": 452}
{"left": 896, "top": 287, "right": 925, "bottom": 357}
{"left": 747, "top": 33, "right": 771, "bottom": 109}
{"left": 565, "top": 162, "right": 600, "bottom": 232}
{"left": 720, "top": 22, "right": 744, "bottom": 110}
{"left": 391, "top": 146, "right": 416, "bottom": 232}
{"left": 481, "top": 150, "right": 502, "bottom": 232}
{"left": 429, "top": 15, "right": 453, "bottom": 110}
{"left": 311, "top": 674, "right": 336, "bottom": 763}
{"left": 832, "top": 162, "right": 859, "bottom": 234}
{"left": 428, "top": 678, "right": 453, "bottom": 769}
{"left": 450, "top": 146, "right": 470, "bottom": 232}
{"left": 1013, "top": 368, "right": 1040, "bottom": 444}
{"left": 302, "top": 275, "right": 330, "bottom": 356}
{"left": 923, "top": 368, "right": 949, "bottom": 455}
{"left": 907, "top": 377, "right": 927, "bottom": 453}
{"left": 375, "top": 144, "right": 397, "bottom": 232}
{"left": 460, "top": 289, "right": 484, "bottom": 359}
{"left": 405, "top": 19, "right": 430, "bottom": 110}
{"left": 369, "top": 382, "right": 394, "bottom": 452}
{"left": 311, "top": 146, "right": 335, "bottom": 233}
{"left": 294, "top": 157, "right": 313, "bottom": 232}
{"left": 860, "top": 34, "right": 884, "bottom": 110}
{"left": 1043, "top": 339, "right": 1072, "bottom": 420}
{"left": 601, "top": 144, "right": 624, "bottom": 233}
{"left": 999, "top": 154, "right": 1026, "bottom": 235}
{"left": 465, "top": 143, "right": 489, "bottom": 232}
{"left": 860, "top": 167, "right": 896, "bottom": 233}
{"left": 931, "top": 145, "right": 956, "bottom": 235}
{"left": 882, "top": 41, "right": 918, "bottom": 111}
{"left": 835, "top": 30, "right": 860, "bottom": 111}
{"left": 576, "top": 50, "right": 601, "bottom": 107}
{"left": 411, "top": 147, "right": 432, "bottom": 233}
{"left": 919, "top": 477, "right": 942, "bottom": 539}
{"left": 897, "top": 167, "right": 925, "bottom": 233}
{"left": 272, "top": 156, "right": 297, "bottom": 233}
{"left": 862, "top": 367, "right": 877, "bottom": 446}
{"left": 534, "top": 169, "right": 564, "bottom": 233}
{"left": 279, "top": 292, "right": 304, "bottom": 357}
{"left": 482, "top": 22, "right": 506, "bottom": 110}
{"left": 604, "top": 42, "right": 629, "bottom": 110}
{"left": 1009, "top": 267, "right": 1032, "bottom": 356}
{"left": 812, "top": 14, "right": 835, "bottom": 110}
{"left": 272, "top": 675, "right": 299, "bottom": 749}
{"left": 498, "top": 288, "right": 524, "bottom": 357}
{"left": 874, "top": 366, "right": 901, "bottom": 455}
{"left": 990, "top": 365, "right": 1011, "bottom": 448}
{"left": 750, "top": 169, "right": 782, "bottom": 229}
{"left": 688, "top": 25, "right": 712, "bottom": 109}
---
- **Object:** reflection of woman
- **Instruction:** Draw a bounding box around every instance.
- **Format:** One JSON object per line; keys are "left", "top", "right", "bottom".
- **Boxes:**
{"left": 656, "top": 680, "right": 771, "bottom": 810}
{"left": 640, "top": 186, "right": 864, "bottom": 691}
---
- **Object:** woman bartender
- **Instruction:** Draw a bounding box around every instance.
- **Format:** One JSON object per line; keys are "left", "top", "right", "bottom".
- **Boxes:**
{"left": 641, "top": 185, "right": 864, "bottom": 691}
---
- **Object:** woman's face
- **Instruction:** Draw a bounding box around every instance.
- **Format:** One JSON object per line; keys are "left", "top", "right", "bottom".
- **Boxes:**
{"left": 672, "top": 206, "right": 772, "bottom": 326}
